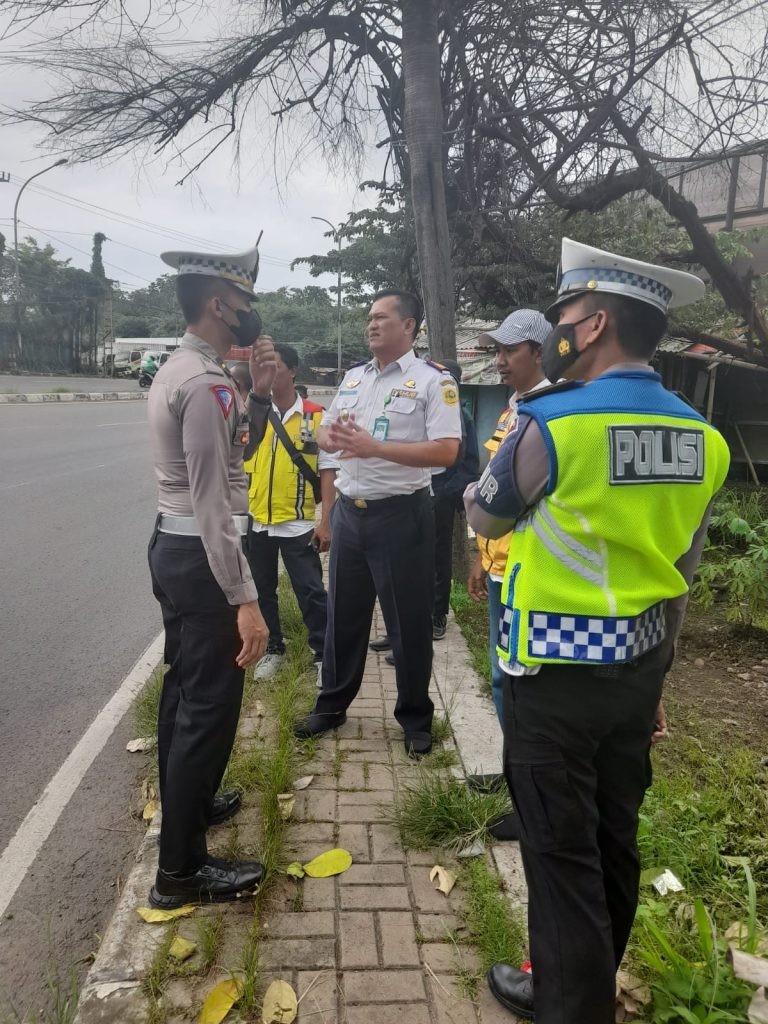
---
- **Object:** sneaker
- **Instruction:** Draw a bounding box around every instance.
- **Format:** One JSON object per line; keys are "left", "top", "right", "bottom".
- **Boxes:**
{"left": 314, "top": 659, "right": 323, "bottom": 690}
{"left": 433, "top": 615, "right": 447, "bottom": 640}
{"left": 254, "top": 652, "right": 284, "bottom": 680}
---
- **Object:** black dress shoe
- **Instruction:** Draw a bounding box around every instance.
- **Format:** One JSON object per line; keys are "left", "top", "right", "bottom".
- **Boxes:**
{"left": 384, "top": 654, "right": 395, "bottom": 667}
{"left": 488, "top": 811, "right": 520, "bottom": 842}
{"left": 149, "top": 855, "right": 264, "bottom": 908}
{"left": 293, "top": 711, "right": 346, "bottom": 739}
{"left": 208, "top": 790, "right": 242, "bottom": 827}
{"left": 432, "top": 615, "right": 447, "bottom": 640}
{"left": 369, "top": 634, "right": 392, "bottom": 652}
{"left": 466, "top": 773, "right": 506, "bottom": 793}
{"left": 487, "top": 964, "right": 535, "bottom": 1019}
{"left": 404, "top": 732, "right": 432, "bottom": 758}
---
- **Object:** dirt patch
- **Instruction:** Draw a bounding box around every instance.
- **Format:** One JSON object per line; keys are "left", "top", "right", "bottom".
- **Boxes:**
{"left": 665, "top": 604, "right": 768, "bottom": 750}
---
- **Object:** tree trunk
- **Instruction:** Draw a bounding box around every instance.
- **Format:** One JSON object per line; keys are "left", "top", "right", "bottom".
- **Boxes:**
{"left": 401, "top": 0, "right": 456, "bottom": 360}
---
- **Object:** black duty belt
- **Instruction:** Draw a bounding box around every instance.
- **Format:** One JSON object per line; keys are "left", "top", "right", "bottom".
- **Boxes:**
{"left": 338, "top": 488, "right": 429, "bottom": 512}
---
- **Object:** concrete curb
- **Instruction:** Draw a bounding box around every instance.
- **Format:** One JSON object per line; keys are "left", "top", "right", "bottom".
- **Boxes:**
{"left": 0, "top": 392, "right": 147, "bottom": 404}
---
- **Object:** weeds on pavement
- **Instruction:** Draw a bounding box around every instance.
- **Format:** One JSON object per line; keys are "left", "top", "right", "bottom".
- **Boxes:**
{"left": 133, "top": 667, "right": 164, "bottom": 739}
{"left": 195, "top": 913, "right": 224, "bottom": 974}
{"left": 458, "top": 857, "right": 527, "bottom": 993}
{"left": 143, "top": 924, "right": 176, "bottom": 1024}
{"left": 450, "top": 582, "right": 493, "bottom": 701}
{"left": 383, "top": 768, "right": 511, "bottom": 852}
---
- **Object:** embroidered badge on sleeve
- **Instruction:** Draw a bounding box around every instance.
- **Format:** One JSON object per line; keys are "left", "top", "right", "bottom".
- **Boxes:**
{"left": 210, "top": 385, "right": 235, "bottom": 418}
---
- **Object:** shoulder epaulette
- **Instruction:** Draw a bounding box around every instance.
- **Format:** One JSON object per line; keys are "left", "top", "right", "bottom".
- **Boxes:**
{"left": 425, "top": 358, "right": 451, "bottom": 373}
{"left": 518, "top": 380, "right": 582, "bottom": 403}
{"left": 345, "top": 359, "right": 368, "bottom": 370}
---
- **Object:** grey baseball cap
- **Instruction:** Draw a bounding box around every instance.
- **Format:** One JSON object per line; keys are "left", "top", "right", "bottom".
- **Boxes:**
{"left": 479, "top": 309, "right": 551, "bottom": 348}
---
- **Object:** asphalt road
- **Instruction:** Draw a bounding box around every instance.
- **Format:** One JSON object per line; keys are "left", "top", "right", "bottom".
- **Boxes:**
{"left": 0, "top": 401, "right": 159, "bottom": 1019}
{"left": 0, "top": 373, "right": 141, "bottom": 394}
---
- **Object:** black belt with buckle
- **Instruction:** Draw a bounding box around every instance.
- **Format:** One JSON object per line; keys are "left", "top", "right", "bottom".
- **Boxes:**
{"left": 339, "top": 488, "right": 429, "bottom": 512}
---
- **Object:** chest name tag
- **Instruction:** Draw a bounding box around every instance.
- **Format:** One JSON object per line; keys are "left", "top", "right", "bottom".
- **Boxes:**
{"left": 372, "top": 416, "right": 390, "bottom": 441}
{"left": 609, "top": 425, "right": 705, "bottom": 484}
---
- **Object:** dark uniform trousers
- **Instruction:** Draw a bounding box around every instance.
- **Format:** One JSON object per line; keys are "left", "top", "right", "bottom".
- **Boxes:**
{"left": 501, "top": 642, "right": 666, "bottom": 1024}
{"left": 314, "top": 489, "right": 435, "bottom": 735}
{"left": 431, "top": 485, "right": 456, "bottom": 620}
{"left": 247, "top": 528, "right": 327, "bottom": 660}
{"left": 148, "top": 527, "right": 244, "bottom": 874}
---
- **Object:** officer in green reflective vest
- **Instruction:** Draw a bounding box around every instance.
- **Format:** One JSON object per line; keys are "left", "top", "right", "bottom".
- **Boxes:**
{"left": 465, "top": 239, "right": 731, "bottom": 1024}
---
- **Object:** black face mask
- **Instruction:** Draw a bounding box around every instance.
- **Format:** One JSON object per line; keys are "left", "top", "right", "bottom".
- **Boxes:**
{"left": 541, "top": 313, "right": 598, "bottom": 383}
{"left": 221, "top": 301, "right": 263, "bottom": 346}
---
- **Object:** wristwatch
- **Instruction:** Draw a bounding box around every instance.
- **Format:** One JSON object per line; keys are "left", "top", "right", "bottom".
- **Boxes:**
{"left": 248, "top": 390, "right": 272, "bottom": 406}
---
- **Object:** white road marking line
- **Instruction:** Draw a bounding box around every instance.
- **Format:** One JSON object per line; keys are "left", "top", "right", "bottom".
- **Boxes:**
{"left": 0, "top": 631, "right": 165, "bottom": 919}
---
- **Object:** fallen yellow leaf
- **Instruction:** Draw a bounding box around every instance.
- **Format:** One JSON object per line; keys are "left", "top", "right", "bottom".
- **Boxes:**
{"left": 142, "top": 799, "right": 160, "bottom": 822}
{"left": 302, "top": 848, "right": 353, "bottom": 878}
{"left": 169, "top": 935, "right": 197, "bottom": 961}
{"left": 199, "top": 977, "right": 243, "bottom": 1024}
{"left": 293, "top": 776, "right": 314, "bottom": 791}
{"left": 262, "top": 979, "right": 297, "bottom": 1023}
{"left": 429, "top": 865, "right": 457, "bottom": 896}
{"left": 126, "top": 737, "right": 155, "bottom": 753}
{"left": 277, "top": 794, "right": 295, "bottom": 820}
{"left": 285, "top": 862, "right": 305, "bottom": 879}
{"left": 136, "top": 905, "right": 197, "bottom": 923}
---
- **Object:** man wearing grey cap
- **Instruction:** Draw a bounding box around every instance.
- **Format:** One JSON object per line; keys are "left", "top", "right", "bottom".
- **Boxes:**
{"left": 465, "top": 310, "right": 550, "bottom": 838}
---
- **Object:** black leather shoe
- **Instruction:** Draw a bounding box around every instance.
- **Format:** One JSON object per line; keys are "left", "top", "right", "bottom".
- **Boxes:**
{"left": 487, "top": 964, "right": 535, "bottom": 1019}
{"left": 293, "top": 711, "right": 346, "bottom": 739}
{"left": 384, "top": 654, "right": 395, "bottom": 667}
{"left": 208, "top": 790, "right": 241, "bottom": 827}
{"left": 369, "top": 634, "right": 391, "bottom": 652}
{"left": 149, "top": 856, "right": 264, "bottom": 908}
{"left": 405, "top": 732, "right": 432, "bottom": 758}
{"left": 488, "top": 811, "right": 520, "bottom": 842}
{"left": 432, "top": 615, "right": 447, "bottom": 640}
{"left": 467, "top": 773, "right": 506, "bottom": 793}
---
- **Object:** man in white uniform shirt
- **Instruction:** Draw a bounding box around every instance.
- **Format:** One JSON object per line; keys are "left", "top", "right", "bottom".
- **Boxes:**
{"left": 294, "top": 290, "right": 463, "bottom": 757}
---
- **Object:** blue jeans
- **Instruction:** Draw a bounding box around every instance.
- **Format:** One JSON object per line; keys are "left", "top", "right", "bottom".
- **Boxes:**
{"left": 487, "top": 578, "right": 507, "bottom": 725}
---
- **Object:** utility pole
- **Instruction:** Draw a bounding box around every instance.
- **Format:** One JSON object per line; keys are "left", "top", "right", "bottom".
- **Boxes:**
{"left": 12, "top": 158, "right": 68, "bottom": 367}
{"left": 312, "top": 215, "right": 347, "bottom": 378}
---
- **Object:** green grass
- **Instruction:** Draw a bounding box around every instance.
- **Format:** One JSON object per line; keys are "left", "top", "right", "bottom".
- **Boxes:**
{"left": 0, "top": 962, "right": 79, "bottom": 1024}
{"left": 234, "top": 923, "right": 263, "bottom": 1017}
{"left": 382, "top": 768, "right": 512, "bottom": 852}
{"left": 450, "top": 582, "right": 493, "bottom": 700}
{"left": 461, "top": 857, "right": 528, "bottom": 976}
{"left": 195, "top": 913, "right": 224, "bottom": 974}
{"left": 425, "top": 747, "right": 460, "bottom": 770}
{"left": 143, "top": 924, "right": 177, "bottom": 1024}
{"left": 430, "top": 713, "right": 452, "bottom": 745}
{"left": 133, "top": 667, "right": 164, "bottom": 738}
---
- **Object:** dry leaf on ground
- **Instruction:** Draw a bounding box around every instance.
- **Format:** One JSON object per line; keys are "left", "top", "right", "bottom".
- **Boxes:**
{"left": 277, "top": 794, "right": 295, "bottom": 820}
{"left": 141, "top": 779, "right": 156, "bottom": 801}
{"left": 126, "top": 737, "right": 156, "bottom": 753}
{"left": 430, "top": 865, "right": 457, "bottom": 896}
{"left": 302, "top": 848, "right": 353, "bottom": 878}
{"left": 136, "top": 905, "right": 197, "bottom": 923}
{"left": 142, "top": 799, "right": 160, "bottom": 822}
{"left": 293, "top": 776, "right": 314, "bottom": 791}
{"left": 199, "top": 978, "right": 243, "bottom": 1024}
{"left": 262, "top": 979, "right": 298, "bottom": 1023}
{"left": 169, "top": 936, "right": 197, "bottom": 961}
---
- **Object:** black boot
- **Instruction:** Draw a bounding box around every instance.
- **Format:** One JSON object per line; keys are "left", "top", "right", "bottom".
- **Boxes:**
{"left": 208, "top": 790, "right": 241, "bottom": 826}
{"left": 293, "top": 711, "right": 346, "bottom": 739}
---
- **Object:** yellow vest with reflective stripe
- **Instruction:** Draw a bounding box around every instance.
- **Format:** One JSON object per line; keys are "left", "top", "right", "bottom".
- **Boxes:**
{"left": 496, "top": 372, "right": 730, "bottom": 668}
{"left": 244, "top": 402, "right": 324, "bottom": 525}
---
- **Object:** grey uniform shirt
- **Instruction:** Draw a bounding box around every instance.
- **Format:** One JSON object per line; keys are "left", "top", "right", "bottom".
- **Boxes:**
{"left": 148, "top": 332, "right": 258, "bottom": 606}
{"left": 463, "top": 363, "right": 712, "bottom": 674}
{"left": 322, "top": 349, "right": 463, "bottom": 499}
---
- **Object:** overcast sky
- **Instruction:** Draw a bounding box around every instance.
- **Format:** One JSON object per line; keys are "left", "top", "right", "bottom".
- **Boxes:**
{"left": 0, "top": 14, "right": 383, "bottom": 295}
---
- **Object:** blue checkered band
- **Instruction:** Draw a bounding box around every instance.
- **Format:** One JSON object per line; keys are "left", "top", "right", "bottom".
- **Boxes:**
{"left": 560, "top": 268, "right": 673, "bottom": 308}
{"left": 499, "top": 606, "right": 514, "bottom": 657}
{"left": 528, "top": 602, "right": 666, "bottom": 664}
{"left": 178, "top": 257, "right": 254, "bottom": 290}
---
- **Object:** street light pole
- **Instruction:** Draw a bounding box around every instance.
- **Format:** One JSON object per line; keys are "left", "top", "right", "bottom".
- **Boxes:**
{"left": 312, "top": 215, "right": 344, "bottom": 377}
{"left": 13, "top": 158, "right": 68, "bottom": 366}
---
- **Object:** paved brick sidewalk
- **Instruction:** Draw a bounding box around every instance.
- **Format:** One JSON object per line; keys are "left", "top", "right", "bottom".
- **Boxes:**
{"left": 241, "top": 607, "right": 518, "bottom": 1024}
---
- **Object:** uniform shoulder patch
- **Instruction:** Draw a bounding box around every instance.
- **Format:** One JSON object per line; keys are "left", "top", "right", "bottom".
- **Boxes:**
{"left": 441, "top": 383, "right": 459, "bottom": 406}
{"left": 210, "top": 384, "right": 235, "bottom": 418}
{"left": 425, "top": 358, "right": 449, "bottom": 373}
{"left": 346, "top": 359, "right": 368, "bottom": 370}
{"left": 518, "top": 380, "right": 581, "bottom": 404}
